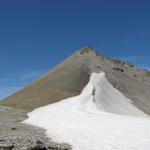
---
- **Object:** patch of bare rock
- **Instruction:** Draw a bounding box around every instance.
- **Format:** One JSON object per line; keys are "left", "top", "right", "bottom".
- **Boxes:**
{"left": 0, "top": 106, "right": 71, "bottom": 150}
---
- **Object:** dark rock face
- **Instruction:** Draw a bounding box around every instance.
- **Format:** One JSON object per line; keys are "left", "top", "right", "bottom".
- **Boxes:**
{"left": 0, "top": 140, "right": 70, "bottom": 150}
{"left": 29, "top": 141, "right": 47, "bottom": 150}
{"left": 113, "top": 67, "right": 124, "bottom": 72}
{"left": 29, "top": 141, "right": 70, "bottom": 150}
{"left": 0, "top": 144, "right": 14, "bottom": 150}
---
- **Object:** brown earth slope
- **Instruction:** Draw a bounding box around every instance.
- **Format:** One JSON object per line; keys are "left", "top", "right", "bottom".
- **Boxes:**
{"left": 1, "top": 47, "right": 150, "bottom": 114}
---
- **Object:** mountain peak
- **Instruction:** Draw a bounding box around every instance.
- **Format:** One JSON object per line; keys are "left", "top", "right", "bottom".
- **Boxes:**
{"left": 1, "top": 47, "right": 150, "bottom": 115}
{"left": 77, "top": 47, "right": 104, "bottom": 58}
{"left": 79, "top": 47, "right": 95, "bottom": 54}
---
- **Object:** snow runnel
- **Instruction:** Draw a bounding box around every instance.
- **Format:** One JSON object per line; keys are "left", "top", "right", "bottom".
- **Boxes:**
{"left": 80, "top": 72, "right": 147, "bottom": 116}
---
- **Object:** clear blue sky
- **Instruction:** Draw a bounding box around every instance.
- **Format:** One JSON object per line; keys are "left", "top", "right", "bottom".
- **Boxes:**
{"left": 0, "top": 0, "right": 150, "bottom": 100}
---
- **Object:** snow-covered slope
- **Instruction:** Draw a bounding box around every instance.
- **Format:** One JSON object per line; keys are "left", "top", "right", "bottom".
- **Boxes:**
{"left": 24, "top": 72, "right": 150, "bottom": 150}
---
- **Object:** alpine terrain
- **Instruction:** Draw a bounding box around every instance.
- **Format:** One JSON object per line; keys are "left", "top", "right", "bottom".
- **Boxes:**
{"left": 0, "top": 47, "right": 150, "bottom": 150}
{"left": 1, "top": 47, "right": 150, "bottom": 114}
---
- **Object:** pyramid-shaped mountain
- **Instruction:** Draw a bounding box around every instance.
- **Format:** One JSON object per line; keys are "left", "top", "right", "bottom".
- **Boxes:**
{"left": 1, "top": 47, "right": 150, "bottom": 114}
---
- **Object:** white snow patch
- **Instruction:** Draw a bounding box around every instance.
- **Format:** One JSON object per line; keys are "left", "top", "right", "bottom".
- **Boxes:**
{"left": 24, "top": 72, "right": 150, "bottom": 150}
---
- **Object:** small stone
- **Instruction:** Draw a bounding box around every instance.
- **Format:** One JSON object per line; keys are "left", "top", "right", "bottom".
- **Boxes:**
{"left": 11, "top": 128, "right": 16, "bottom": 131}
{"left": 29, "top": 141, "right": 47, "bottom": 150}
